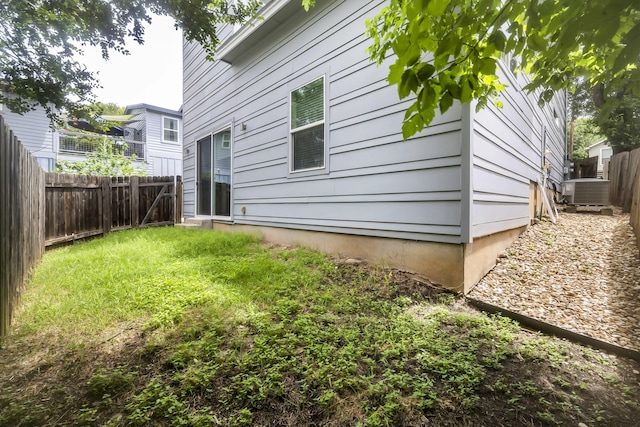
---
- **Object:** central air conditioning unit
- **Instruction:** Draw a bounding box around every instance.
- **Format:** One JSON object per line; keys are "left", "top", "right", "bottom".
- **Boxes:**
{"left": 562, "top": 178, "right": 610, "bottom": 205}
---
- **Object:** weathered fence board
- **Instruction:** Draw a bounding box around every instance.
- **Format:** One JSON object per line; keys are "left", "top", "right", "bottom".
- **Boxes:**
{"left": 609, "top": 152, "right": 628, "bottom": 207}
{"left": 0, "top": 116, "right": 46, "bottom": 337}
{"left": 632, "top": 157, "right": 640, "bottom": 243}
{"left": 623, "top": 150, "right": 640, "bottom": 213}
{"left": 610, "top": 149, "right": 640, "bottom": 250}
{"left": 44, "top": 174, "right": 182, "bottom": 246}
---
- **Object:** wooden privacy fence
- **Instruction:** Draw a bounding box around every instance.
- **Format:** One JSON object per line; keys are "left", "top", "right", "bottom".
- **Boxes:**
{"left": 2, "top": 116, "right": 184, "bottom": 336}
{"left": 0, "top": 116, "right": 46, "bottom": 337}
{"left": 45, "top": 174, "right": 183, "bottom": 246}
{"left": 609, "top": 149, "right": 640, "bottom": 245}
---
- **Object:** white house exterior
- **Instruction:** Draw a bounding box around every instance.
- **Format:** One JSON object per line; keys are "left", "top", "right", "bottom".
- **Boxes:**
{"left": 181, "top": 0, "right": 566, "bottom": 293}
{"left": 0, "top": 103, "right": 183, "bottom": 177}
{"left": 122, "top": 104, "right": 184, "bottom": 176}
{"left": 586, "top": 139, "right": 612, "bottom": 178}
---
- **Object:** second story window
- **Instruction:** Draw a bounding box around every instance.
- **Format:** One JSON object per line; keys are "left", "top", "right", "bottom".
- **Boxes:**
{"left": 163, "top": 117, "right": 179, "bottom": 143}
{"left": 290, "top": 76, "right": 325, "bottom": 172}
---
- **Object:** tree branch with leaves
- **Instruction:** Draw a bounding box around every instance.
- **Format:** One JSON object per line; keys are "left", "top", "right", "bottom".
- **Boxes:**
{"left": 0, "top": 0, "right": 262, "bottom": 120}
{"left": 365, "top": 0, "right": 640, "bottom": 139}
{"left": 2, "top": 0, "right": 638, "bottom": 140}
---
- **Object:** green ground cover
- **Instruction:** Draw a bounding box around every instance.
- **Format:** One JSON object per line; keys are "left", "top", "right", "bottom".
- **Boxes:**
{"left": 0, "top": 227, "right": 638, "bottom": 426}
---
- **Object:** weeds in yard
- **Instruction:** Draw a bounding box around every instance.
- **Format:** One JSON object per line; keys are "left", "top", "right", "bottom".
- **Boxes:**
{"left": 87, "top": 365, "right": 138, "bottom": 398}
{"left": 2, "top": 227, "right": 639, "bottom": 427}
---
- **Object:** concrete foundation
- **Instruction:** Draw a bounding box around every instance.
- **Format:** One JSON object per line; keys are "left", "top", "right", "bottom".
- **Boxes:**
{"left": 462, "top": 226, "right": 527, "bottom": 294}
{"left": 211, "top": 222, "right": 526, "bottom": 294}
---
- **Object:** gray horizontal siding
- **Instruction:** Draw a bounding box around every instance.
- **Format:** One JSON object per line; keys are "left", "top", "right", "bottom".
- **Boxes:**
{"left": 234, "top": 166, "right": 462, "bottom": 200}
{"left": 182, "top": 0, "right": 466, "bottom": 243}
{"left": 471, "top": 63, "right": 566, "bottom": 238}
{"left": 0, "top": 107, "right": 56, "bottom": 159}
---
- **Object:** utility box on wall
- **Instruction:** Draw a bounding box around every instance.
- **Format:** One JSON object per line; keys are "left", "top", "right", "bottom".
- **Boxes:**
{"left": 562, "top": 178, "right": 610, "bottom": 205}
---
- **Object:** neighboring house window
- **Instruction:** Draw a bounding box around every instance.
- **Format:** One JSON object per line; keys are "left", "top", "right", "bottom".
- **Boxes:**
{"left": 601, "top": 147, "right": 613, "bottom": 167}
{"left": 163, "top": 117, "right": 179, "bottom": 143}
{"left": 290, "top": 76, "right": 325, "bottom": 172}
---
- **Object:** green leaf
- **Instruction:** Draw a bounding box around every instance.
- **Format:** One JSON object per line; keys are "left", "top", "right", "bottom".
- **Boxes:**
{"left": 435, "top": 31, "right": 458, "bottom": 59}
{"left": 392, "top": 34, "right": 411, "bottom": 56}
{"left": 420, "top": 104, "right": 436, "bottom": 126}
{"left": 388, "top": 62, "right": 405, "bottom": 85}
{"left": 488, "top": 31, "right": 507, "bottom": 52}
{"left": 479, "top": 58, "right": 496, "bottom": 75}
{"left": 593, "top": 14, "right": 620, "bottom": 46}
{"left": 527, "top": 33, "right": 546, "bottom": 51}
{"left": 402, "top": 112, "right": 424, "bottom": 140}
{"left": 447, "top": 83, "right": 462, "bottom": 99}
{"left": 460, "top": 78, "right": 473, "bottom": 103}
{"left": 419, "top": 85, "right": 437, "bottom": 112}
{"left": 426, "top": 0, "right": 451, "bottom": 17}
{"left": 399, "top": 69, "right": 418, "bottom": 99}
{"left": 439, "top": 92, "right": 454, "bottom": 114}
{"left": 416, "top": 63, "right": 436, "bottom": 81}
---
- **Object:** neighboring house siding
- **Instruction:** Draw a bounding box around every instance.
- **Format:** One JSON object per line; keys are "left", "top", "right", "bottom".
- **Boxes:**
{"left": 0, "top": 106, "right": 57, "bottom": 170}
{"left": 144, "top": 109, "right": 183, "bottom": 177}
{"left": 587, "top": 140, "right": 611, "bottom": 176}
{"left": 183, "top": 0, "right": 467, "bottom": 243}
{"left": 124, "top": 105, "right": 183, "bottom": 177}
{"left": 126, "top": 107, "right": 147, "bottom": 143}
{"left": 471, "top": 65, "right": 566, "bottom": 238}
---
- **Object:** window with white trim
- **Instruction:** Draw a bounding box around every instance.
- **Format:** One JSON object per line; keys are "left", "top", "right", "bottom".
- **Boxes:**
{"left": 290, "top": 76, "right": 325, "bottom": 172}
{"left": 163, "top": 117, "right": 179, "bottom": 143}
{"left": 601, "top": 147, "right": 613, "bottom": 167}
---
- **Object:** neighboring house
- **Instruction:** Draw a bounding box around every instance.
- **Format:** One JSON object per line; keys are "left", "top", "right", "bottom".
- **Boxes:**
{"left": 0, "top": 103, "right": 57, "bottom": 171}
{"left": 122, "top": 104, "right": 184, "bottom": 177}
{"left": 586, "top": 139, "right": 612, "bottom": 179}
{"left": 181, "top": 0, "right": 566, "bottom": 293}
{"left": 0, "top": 102, "right": 183, "bottom": 177}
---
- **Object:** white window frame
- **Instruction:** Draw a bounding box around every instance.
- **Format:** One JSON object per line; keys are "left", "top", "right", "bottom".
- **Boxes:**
{"left": 162, "top": 116, "right": 180, "bottom": 144}
{"left": 289, "top": 75, "right": 326, "bottom": 174}
{"left": 195, "top": 123, "right": 234, "bottom": 220}
{"left": 600, "top": 147, "right": 613, "bottom": 168}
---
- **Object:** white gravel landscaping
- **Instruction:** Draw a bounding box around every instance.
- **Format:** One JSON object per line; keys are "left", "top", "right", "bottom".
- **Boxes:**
{"left": 469, "top": 208, "right": 640, "bottom": 352}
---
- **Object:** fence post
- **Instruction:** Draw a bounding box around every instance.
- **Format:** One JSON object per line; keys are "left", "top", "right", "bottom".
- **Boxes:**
{"left": 175, "top": 176, "right": 183, "bottom": 224}
{"left": 101, "top": 177, "right": 111, "bottom": 237}
{"left": 623, "top": 150, "right": 640, "bottom": 213}
{"left": 131, "top": 176, "right": 140, "bottom": 228}
{"left": 0, "top": 117, "right": 9, "bottom": 336}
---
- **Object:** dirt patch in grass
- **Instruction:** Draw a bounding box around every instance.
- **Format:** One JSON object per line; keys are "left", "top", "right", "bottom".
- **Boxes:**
{"left": 1, "top": 245, "right": 640, "bottom": 426}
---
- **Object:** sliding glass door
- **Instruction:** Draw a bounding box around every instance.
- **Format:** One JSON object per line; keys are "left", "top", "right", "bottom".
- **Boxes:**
{"left": 197, "top": 128, "right": 231, "bottom": 217}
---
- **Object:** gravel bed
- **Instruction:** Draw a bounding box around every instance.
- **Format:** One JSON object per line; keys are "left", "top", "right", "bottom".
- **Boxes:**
{"left": 469, "top": 208, "right": 640, "bottom": 351}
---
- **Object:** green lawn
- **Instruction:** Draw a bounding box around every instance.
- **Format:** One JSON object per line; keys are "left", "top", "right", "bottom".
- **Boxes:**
{"left": 1, "top": 227, "right": 639, "bottom": 426}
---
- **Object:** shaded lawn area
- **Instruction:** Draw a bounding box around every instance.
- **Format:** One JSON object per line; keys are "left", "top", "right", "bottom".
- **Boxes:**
{"left": 1, "top": 227, "right": 639, "bottom": 426}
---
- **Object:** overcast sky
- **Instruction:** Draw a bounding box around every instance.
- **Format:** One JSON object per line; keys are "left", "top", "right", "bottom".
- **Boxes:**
{"left": 76, "top": 15, "right": 183, "bottom": 111}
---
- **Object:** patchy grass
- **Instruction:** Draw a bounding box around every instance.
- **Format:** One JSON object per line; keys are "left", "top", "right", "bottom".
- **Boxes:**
{"left": 1, "top": 227, "right": 639, "bottom": 426}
